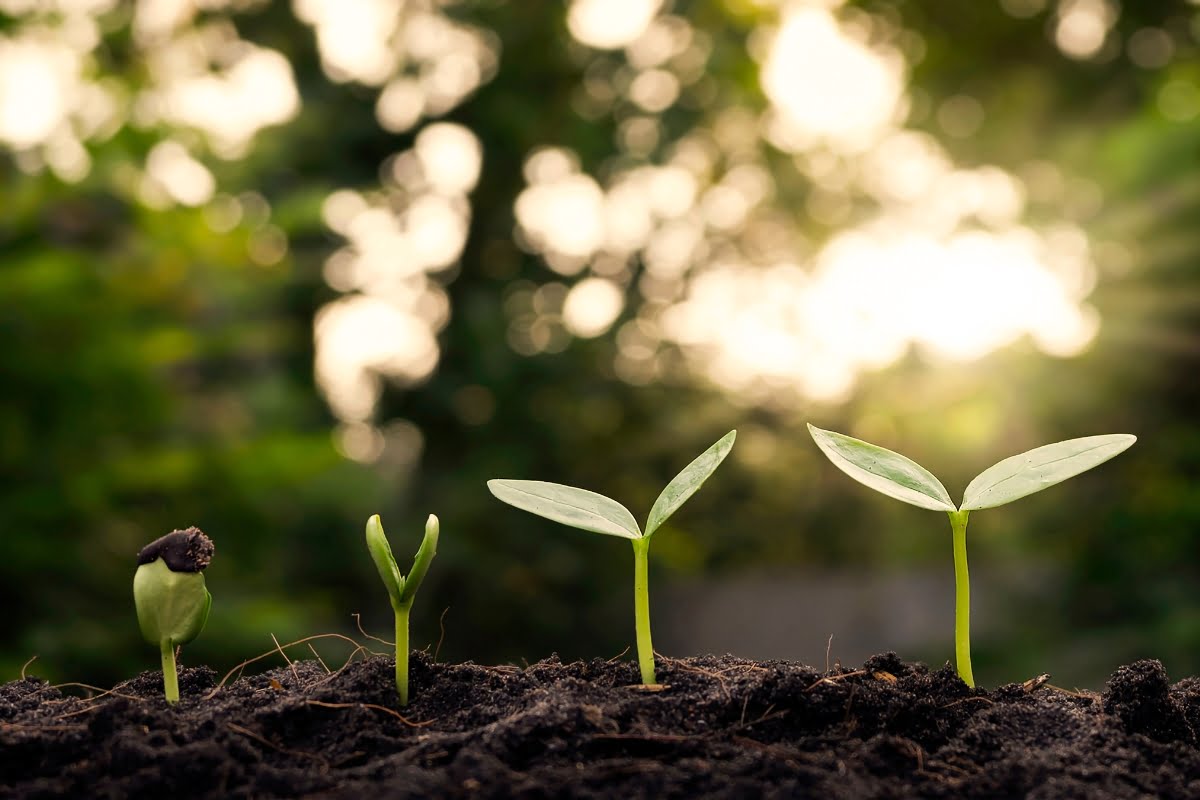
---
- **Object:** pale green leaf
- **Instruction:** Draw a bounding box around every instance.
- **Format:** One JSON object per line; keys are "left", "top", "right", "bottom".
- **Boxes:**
{"left": 961, "top": 434, "right": 1136, "bottom": 511}
{"left": 133, "top": 559, "right": 211, "bottom": 647}
{"left": 808, "top": 424, "right": 955, "bottom": 512}
{"left": 488, "top": 480, "right": 642, "bottom": 539}
{"left": 365, "top": 514, "right": 405, "bottom": 608}
{"left": 645, "top": 430, "right": 736, "bottom": 537}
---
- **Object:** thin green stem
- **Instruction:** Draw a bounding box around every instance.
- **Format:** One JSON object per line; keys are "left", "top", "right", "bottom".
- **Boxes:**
{"left": 395, "top": 604, "right": 411, "bottom": 705}
{"left": 160, "top": 639, "right": 179, "bottom": 704}
{"left": 632, "top": 538, "right": 656, "bottom": 685}
{"left": 948, "top": 510, "right": 974, "bottom": 688}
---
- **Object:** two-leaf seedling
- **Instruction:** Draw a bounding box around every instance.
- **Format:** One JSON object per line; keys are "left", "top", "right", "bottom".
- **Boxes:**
{"left": 808, "top": 424, "right": 1135, "bottom": 687}
{"left": 133, "top": 528, "right": 214, "bottom": 704}
{"left": 488, "top": 430, "right": 736, "bottom": 686}
{"left": 366, "top": 513, "right": 439, "bottom": 705}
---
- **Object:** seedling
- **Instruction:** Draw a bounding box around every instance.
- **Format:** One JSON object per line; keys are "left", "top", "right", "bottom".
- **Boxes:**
{"left": 366, "top": 513, "right": 439, "bottom": 706}
{"left": 808, "top": 424, "right": 1135, "bottom": 687}
{"left": 488, "top": 430, "right": 736, "bottom": 686}
{"left": 133, "top": 527, "right": 214, "bottom": 704}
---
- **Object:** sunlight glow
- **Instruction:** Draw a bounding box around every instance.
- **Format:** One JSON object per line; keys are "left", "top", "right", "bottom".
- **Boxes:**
{"left": 762, "top": 8, "right": 904, "bottom": 152}
{"left": 567, "top": 0, "right": 663, "bottom": 49}
{"left": 1054, "top": 0, "right": 1117, "bottom": 60}
{"left": 151, "top": 44, "right": 299, "bottom": 157}
{"left": 144, "top": 140, "right": 215, "bottom": 207}
{"left": 661, "top": 226, "right": 1098, "bottom": 401}
{"left": 507, "top": 2, "right": 1107, "bottom": 404}
{"left": 0, "top": 37, "right": 77, "bottom": 149}
{"left": 563, "top": 277, "right": 625, "bottom": 338}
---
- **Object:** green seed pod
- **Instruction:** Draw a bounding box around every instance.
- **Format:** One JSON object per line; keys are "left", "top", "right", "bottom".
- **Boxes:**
{"left": 133, "top": 527, "right": 214, "bottom": 703}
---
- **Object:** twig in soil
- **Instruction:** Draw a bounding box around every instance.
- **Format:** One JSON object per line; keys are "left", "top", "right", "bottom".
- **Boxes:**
{"left": 304, "top": 700, "right": 434, "bottom": 727}
{"left": 206, "top": 633, "right": 368, "bottom": 699}
{"left": 1, "top": 720, "right": 85, "bottom": 732}
{"left": 304, "top": 645, "right": 373, "bottom": 691}
{"left": 606, "top": 646, "right": 631, "bottom": 663}
{"left": 668, "top": 661, "right": 732, "bottom": 703}
{"left": 434, "top": 607, "right": 449, "bottom": 662}
{"left": 308, "top": 644, "right": 331, "bottom": 675}
{"left": 45, "top": 684, "right": 147, "bottom": 715}
{"left": 43, "top": 682, "right": 140, "bottom": 703}
{"left": 20, "top": 655, "right": 37, "bottom": 680}
{"left": 352, "top": 612, "right": 395, "bottom": 647}
{"left": 271, "top": 634, "right": 301, "bottom": 685}
{"left": 488, "top": 664, "right": 523, "bottom": 674}
{"left": 1022, "top": 673, "right": 1051, "bottom": 693}
{"left": 1045, "top": 684, "right": 1100, "bottom": 701}
{"left": 592, "top": 732, "right": 695, "bottom": 743}
{"left": 804, "top": 670, "right": 867, "bottom": 692}
{"left": 940, "top": 696, "right": 995, "bottom": 709}
{"left": 731, "top": 704, "right": 788, "bottom": 731}
{"left": 227, "top": 723, "right": 329, "bottom": 768}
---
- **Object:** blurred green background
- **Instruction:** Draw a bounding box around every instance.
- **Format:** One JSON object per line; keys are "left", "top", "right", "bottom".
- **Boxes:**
{"left": 1, "top": 0, "right": 1197, "bottom": 689}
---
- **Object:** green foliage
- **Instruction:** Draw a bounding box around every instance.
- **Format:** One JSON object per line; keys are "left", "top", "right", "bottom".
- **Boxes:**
{"left": 488, "top": 431, "right": 736, "bottom": 684}
{"left": 808, "top": 424, "right": 1136, "bottom": 686}
{"left": 133, "top": 561, "right": 212, "bottom": 652}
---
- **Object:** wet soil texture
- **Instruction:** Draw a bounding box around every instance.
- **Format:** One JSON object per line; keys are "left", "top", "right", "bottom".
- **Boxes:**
{"left": 3, "top": 651, "right": 1200, "bottom": 798}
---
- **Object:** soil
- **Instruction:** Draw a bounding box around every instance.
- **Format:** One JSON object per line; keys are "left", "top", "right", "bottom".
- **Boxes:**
{"left": 3, "top": 650, "right": 1200, "bottom": 799}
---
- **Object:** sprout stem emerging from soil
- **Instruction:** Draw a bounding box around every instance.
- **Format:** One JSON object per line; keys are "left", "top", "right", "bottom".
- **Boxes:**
{"left": 133, "top": 527, "right": 214, "bottom": 704}
{"left": 632, "top": 538, "right": 654, "bottom": 684}
{"left": 949, "top": 510, "right": 972, "bottom": 688}
{"left": 808, "top": 424, "right": 1135, "bottom": 687}
{"left": 365, "top": 513, "right": 439, "bottom": 706}
{"left": 488, "top": 430, "right": 736, "bottom": 686}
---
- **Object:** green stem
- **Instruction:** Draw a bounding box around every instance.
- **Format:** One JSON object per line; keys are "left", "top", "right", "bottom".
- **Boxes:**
{"left": 948, "top": 510, "right": 974, "bottom": 688}
{"left": 632, "top": 538, "right": 656, "bottom": 685}
{"left": 395, "top": 604, "right": 411, "bottom": 705}
{"left": 160, "top": 639, "right": 179, "bottom": 704}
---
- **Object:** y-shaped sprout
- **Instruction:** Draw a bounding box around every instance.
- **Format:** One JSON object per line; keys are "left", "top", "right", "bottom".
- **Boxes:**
{"left": 366, "top": 513, "right": 439, "bottom": 705}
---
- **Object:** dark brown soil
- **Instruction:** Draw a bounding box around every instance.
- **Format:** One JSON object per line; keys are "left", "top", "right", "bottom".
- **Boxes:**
{"left": 3, "top": 651, "right": 1200, "bottom": 799}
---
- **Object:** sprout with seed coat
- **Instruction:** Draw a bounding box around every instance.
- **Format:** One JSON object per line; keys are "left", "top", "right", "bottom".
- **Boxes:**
{"left": 133, "top": 527, "right": 214, "bottom": 704}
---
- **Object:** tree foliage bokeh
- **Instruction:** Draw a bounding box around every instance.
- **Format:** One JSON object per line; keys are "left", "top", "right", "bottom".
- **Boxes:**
{"left": 1, "top": 0, "right": 1198, "bottom": 687}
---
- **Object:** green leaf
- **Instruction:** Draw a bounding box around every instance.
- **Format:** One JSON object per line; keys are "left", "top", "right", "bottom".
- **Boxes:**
{"left": 961, "top": 434, "right": 1136, "bottom": 511}
{"left": 645, "top": 430, "right": 737, "bottom": 537}
{"left": 807, "top": 424, "right": 955, "bottom": 512}
{"left": 487, "top": 480, "right": 642, "bottom": 539}
{"left": 133, "top": 559, "right": 212, "bottom": 647}
{"left": 366, "top": 514, "right": 405, "bottom": 608}
{"left": 398, "top": 514, "right": 440, "bottom": 606}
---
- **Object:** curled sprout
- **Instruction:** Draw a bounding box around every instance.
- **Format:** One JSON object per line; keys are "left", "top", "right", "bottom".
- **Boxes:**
{"left": 133, "top": 527, "right": 214, "bottom": 704}
{"left": 366, "top": 513, "right": 439, "bottom": 706}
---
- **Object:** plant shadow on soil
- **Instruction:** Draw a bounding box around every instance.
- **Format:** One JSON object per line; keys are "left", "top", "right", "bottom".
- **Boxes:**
{"left": 3, "top": 649, "right": 1200, "bottom": 798}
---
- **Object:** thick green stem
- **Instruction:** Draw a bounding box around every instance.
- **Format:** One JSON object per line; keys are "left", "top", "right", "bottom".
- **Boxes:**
{"left": 632, "top": 538, "right": 656, "bottom": 685}
{"left": 395, "top": 604, "right": 411, "bottom": 705}
{"left": 160, "top": 640, "right": 179, "bottom": 704}
{"left": 948, "top": 510, "right": 974, "bottom": 688}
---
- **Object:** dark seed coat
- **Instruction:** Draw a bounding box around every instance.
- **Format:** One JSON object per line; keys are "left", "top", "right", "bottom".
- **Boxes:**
{"left": 136, "top": 528, "right": 214, "bottom": 573}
